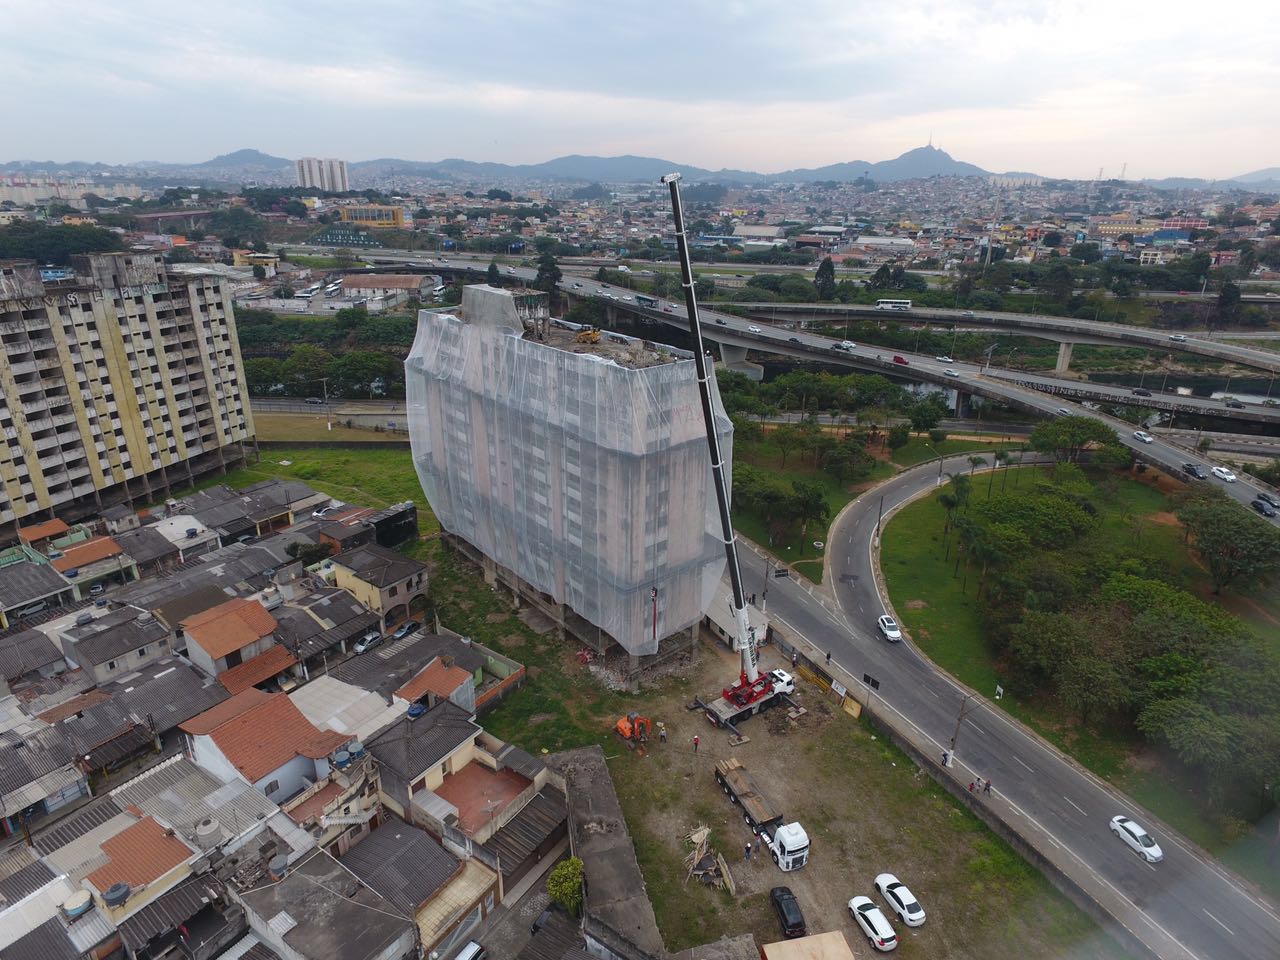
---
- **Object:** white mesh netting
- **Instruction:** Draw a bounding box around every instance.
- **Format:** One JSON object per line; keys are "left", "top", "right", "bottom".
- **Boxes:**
{"left": 405, "top": 290, "right": 732, "bottom": 656}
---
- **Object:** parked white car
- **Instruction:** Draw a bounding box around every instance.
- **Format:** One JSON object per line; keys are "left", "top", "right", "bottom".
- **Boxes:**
{"left": 874, "top": 873, "right": 926, "bottom": 927}
{"left": 1110, "top": 815, "right": 1163, "bottom": 863}
{"left": 849, "top": 896, "right": 898, "bottom": 952}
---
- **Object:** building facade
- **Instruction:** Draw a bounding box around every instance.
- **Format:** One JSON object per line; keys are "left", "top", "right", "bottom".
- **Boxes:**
{"left": 295, "top": 157, "right": 350, "bottom": 193}
{"left": 339, "top": 204, "right": 405, "bottom": 229}
{"left": 0, "top": 255, "right": 255, "bottom": 531}
{"left": 406, "top": 285, "right": 731, "bottom": 659}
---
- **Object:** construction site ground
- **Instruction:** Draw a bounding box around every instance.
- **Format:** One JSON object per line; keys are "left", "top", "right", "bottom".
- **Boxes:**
{"left": 604, "top": 639, "right": 1135, "bottom": 959}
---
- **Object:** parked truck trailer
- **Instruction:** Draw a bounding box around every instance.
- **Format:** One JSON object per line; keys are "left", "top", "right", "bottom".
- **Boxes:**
{"left": 714, "top": 757, "right": 809, "bottom": 871}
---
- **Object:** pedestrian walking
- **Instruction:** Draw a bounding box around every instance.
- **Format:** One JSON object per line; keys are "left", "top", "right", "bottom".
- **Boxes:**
{"left": 658, "top": 722, "right": 667, "bottom": 744}
{"left": 968, "top": 781, "right": 976, "bottom": 793}
{"left": 692, "top": 735, "right": 700, "bottom": 754}
{"left": 791, "top": 650, "right": 798, "bottom": 669}
{"left": 745, "top": 842, "right": 752, "bottom": 862}
{"left": 983, "top": 779, "right": 992, "bottom": 795}
{"left": 825, "top": 650, "right": 832, "bottom": 666}
{"left": 941, "top": 749, "right": 949, "bottom": 766}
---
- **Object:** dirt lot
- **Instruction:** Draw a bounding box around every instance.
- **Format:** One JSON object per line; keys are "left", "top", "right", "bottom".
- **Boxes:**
{"left": 606, "top": 640, "right": 1136, "bottom": 959}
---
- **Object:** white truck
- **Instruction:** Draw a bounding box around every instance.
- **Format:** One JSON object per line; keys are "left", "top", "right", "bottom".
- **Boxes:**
{"left": 715, "top": 757, "right": 809, "bottom": 871}
{"left": 701, "top": 668, "right": 797, "bottom": 728}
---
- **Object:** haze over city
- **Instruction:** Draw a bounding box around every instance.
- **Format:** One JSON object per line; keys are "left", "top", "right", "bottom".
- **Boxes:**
{"left": 7, "top": 0, "right": 1276, "bottom": 179}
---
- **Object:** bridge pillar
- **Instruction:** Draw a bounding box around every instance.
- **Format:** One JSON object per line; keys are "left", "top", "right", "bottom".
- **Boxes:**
{"left": 953, "top": 390, "right": 971, "bottom": 418}
{"left": 713, "top": 341, "right": 764, "bottom": 381}
{"left": 1055, "top": 341, "right": 1074, "bottom": 374}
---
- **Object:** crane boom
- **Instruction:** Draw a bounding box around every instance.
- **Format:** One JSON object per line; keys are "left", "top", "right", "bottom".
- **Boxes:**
{"left": 661, "top": 173, "right": 758, "bottom": 684}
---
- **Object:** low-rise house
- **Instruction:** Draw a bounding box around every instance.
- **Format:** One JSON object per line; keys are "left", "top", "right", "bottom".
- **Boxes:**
{"left": 110, "top": 524, "right": 180, "bottom": 576}
{"left": 49, "top": 536, "right": 139, "bottom": 598}
{"left": 330, "top": 544, "right": 427, "bottom": 629}
{"left": 59, "top": 607, "right": 172, "bottom": 685}
{"left": 342, "top": 820, "right": 499, "bottom": 958}
{"left": 0, "top": 707, "right": 90, "bottom": 838}
{"left": 0, "top": 628, "right": 66, "bottom": 692}
{"left": 180, "top": 690, "right": 346, "bottom": 805}
{"left": 272, "top": 588, "right": 381, "bottom": 679}
{"left": 0, "top": 558, "right": 74, "bottom": 630}
{"left": 151, "top": 515, "right": 221, "bottom": 563}
{"left": 16, "top": 518, "right": 70, "bottom": 554}
{"left": 181, "top": 597, "right": 277, "bottom": 677}
{"left": 366, "top": 700, "right": 481, "bottom": 824}
{"left": 101, "top": 657, "right": 228, "bottom": 752}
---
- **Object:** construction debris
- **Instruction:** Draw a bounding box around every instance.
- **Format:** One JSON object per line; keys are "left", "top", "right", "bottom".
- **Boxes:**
{"left": 684, "top": 825, "right": 734, "bottom": 893}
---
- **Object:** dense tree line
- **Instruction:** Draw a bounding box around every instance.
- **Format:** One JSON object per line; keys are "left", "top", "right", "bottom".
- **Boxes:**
{"left": 0, "top": 222, "right": 123, "bottom": 263}
{"left": 939, "top": 446, "right": 1280, "bottom": 812}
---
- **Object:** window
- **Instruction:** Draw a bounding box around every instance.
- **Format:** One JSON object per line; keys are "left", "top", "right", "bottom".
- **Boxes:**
{"left": 136, "top": 645, "right": 147, "bottom": 658}
{"left": 388, "top": 585, "right": 398, "bottom": 597}
{"left": 265, "top": 779, "right": 279, "bottom": 795}
{"left": 107, "top": 660, "right": 117, "bottom": 670}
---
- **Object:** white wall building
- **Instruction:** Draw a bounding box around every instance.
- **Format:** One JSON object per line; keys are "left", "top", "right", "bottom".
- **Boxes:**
{"left": 295, "top": 157, "right": 350, "bottom": 193}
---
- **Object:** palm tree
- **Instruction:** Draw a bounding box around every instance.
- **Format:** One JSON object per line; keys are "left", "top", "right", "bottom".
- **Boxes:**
{"left": 989, "top": 450, "right": 1008, "bottom": 495}
{"left": 946, "top": 472, "right": 972, "bottom": 513}
{"left": 968, "top": 455, "right": 987, "bottom": 476}
{"left": 937, "top": 492, "right": 959, "bottom": 534}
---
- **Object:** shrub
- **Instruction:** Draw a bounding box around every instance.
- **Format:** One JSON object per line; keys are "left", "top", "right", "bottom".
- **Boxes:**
{"left": 547, "top": 856, "right": 584, "bottom": 915}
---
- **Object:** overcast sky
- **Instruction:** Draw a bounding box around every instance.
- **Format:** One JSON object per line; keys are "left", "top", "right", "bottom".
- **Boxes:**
{"left": 6, "top": 0, "right": 1276, "bottom": 180}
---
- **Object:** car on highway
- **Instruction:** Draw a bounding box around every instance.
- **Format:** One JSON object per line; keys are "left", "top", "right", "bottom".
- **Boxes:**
{"left": 1223, "top": 397, "right": 1246, "bottom": 409}
{"left": 1211, "top": 466, "right": 1237, "bottom": 483}
{"left": 715, "top": 318, "right": 726, "bottom": 324}
{"left": 506, "top": 267, "right": 516, "bottom": 274}
{"left": 1267, "top": 292, "right": 1279, "bottom": 298}
{"left": 391, "top": 619, "right": 421, "bottom": 641}
{"left": 663, "top": 305, "right": 674, "bottom": 313}
{"left": 1110, "top": 815, "right": 1163, "bottom": 863}
{"left": 1131, "top": 387, "right": 1152, "bottom": 397}
{"left": 788, "top": 336, "right": 801, "bottom": 343}
{"left": 770, "top": 886, "right": 806, "bottom": 939}
{"left": 354, "top": 630, "right": 383, "bottom": 654}
{"left": 944, "top": 368, "right": 960, "bottom": 378}
{"left": 961, "top": 310, "right": 975, "bottom": 318}
{"left": 748, "top": 325, "right": 761, "bottom": 334}
{"left": 1132, "top": 430, "right": 1155, "bottom": 443}
{"left": 839, "top": 340, "right": 856, "bottom": 351}
{"left": 874, "top": 873, "right": 925, "bottom": 927}
{"left": 1181, "top": 462, "right": 1209, "bottom": 479}
{"left": 934, "top": 355, "right": 954, "bottom": 363}
{"left": 621, "top": 295, "right": 633, "bottom": 302}
{"left": 1256, "top": 491, "right": 1280, "bottom": 508}
{"left": 572, "top": 282, "right": 583, "bottom": 288}
{"left": 1168, "top": 334, "right": 1188, "bottom": 342}
{"left": 877, "top": 614, "right": 902, "bottom": 642}
{"left": 1252, "top": 498, "right": 1278, "bottom": 518}
{"left": 1056, "top": 407, "right": 1072, "bottom": 416}
{"left": 848, "top": 896, "right": 898, "bottom": 952}
{"left": 892, "top": 355, "right": 909, "bottom": 365}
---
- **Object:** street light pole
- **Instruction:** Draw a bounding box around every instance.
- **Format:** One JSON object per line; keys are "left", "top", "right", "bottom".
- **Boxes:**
{"left": 319, "top": 377, "right": 332, "bottom": 431}
{"left": 946, "top": 693, "right": 979, "bottom": 768}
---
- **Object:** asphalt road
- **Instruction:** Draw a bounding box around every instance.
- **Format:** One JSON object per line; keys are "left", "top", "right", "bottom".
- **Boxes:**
{"left": 733, "top": 455, "right": 1280, "bottom": 960}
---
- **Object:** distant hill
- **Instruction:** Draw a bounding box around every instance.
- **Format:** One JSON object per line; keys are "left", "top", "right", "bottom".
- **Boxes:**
{"left": 196, "top": 149, "right": 292, "bottom": 170}
{"left": 774, "top": 146, "right": 989, "bottom": 182}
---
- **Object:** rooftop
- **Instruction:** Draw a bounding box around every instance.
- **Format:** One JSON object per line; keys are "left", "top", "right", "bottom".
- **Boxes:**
{"left": 180, "top": 687, "right": 273, "bottom": 736}
{"left": 330, "top": 632, "right": 484, "bottom": 702}
{"left": 339, "top": 820, "right": 460, "bottom": 915}
{"left": 181, "top": 597, "right": 277, "bottom": 660}
{"left": 366, "top": 699, "right": 479, "bottom": 779}
{"left": 237, "top": 850, "right": 413, "bottom": 960}
{"left": 62, "top": 609, "right": 168, "bottom": 666}
{"left": 0, "top": 562, "right": 69, "bottom": 611}
{"left": 201, "top": 693, "right": 347, "bottom": 783}
{"left": 50, "top": 537, "right": 122, "bottom": 573}
{"left": 433, "top": 762, "right": 531, "bottom": 836}
{"left": 17, "top": 519, "right": 69, "bottom": 544}
{"left": 110, "top": 526, "right": 179, "bottom": 566}
{"left": 0, "top": 629, "right": 63, "bottom": 681}
{"left": 394, "top": 657, "right": 472, "bottom": 704}
{"left": 288, "top": 676, "right": 402, "bottom": 742}
{"left": 103, "top": 658, "right": 229, "bottom": 735}
{"left": 331, "top": 543, "right": 424, "bottom": 588}
{"left": 218, "top": 644, "right": 298, "bottom": 695}
{"left": 85, "top": 814, "right": 194, "bottom": 892}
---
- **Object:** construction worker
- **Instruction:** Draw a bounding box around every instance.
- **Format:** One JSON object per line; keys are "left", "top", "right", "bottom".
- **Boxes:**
{"left": 658, "top": 722, "right": 667, "bottom": 744}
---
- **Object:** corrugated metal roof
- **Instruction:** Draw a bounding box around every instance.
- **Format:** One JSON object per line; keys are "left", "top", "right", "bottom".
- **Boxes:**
{"left": 117, "top": 875, "right": 223, "bottom": 951}
{"left": 0, "top": 915, "right": 80, "bottom": 960}
{"left": 340, "top": 821, "right": 459, "bottom": 915}
{"left": 481, "top": 786, "right": 567, "bottom": 881}
{"left": 110, "top": 756, "right": 277, "bottom": 844}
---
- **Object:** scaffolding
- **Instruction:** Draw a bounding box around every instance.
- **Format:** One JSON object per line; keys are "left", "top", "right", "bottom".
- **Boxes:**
{"left": 405, "top": 286, "right": 732, "bottom": 657}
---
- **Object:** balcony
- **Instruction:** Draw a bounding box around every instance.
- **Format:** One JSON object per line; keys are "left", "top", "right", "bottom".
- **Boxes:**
{"left": 21, "top": 399, "right": 47, "bottom": 416}
{"left": 34, "top": 434, "right": 59, "bottom": 451}
{"left": 51, "top": 412, "right": 78, "bottom": 428}
{"left": 71, "top": 482, "right": 95, "bottom": 497}
{"left": 9, "top": 360, "right": 36, "bottom": 376}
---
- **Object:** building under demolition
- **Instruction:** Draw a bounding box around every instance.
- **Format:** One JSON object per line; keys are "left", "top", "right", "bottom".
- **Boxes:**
{"left": 405, "top": 285, "right": 731, "bottom": 662}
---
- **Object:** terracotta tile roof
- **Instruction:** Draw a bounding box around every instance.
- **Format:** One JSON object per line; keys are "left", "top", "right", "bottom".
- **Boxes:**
{"left": 37, "top": 689, "right": 112, "bottom": 723}
{"left": 284, "top": 780, "right": 344, "bottom": 825}
{"left": 179, "top": 687, "right": 272, "bottom": 735}
{"left": 181, "top": 597, "right": 277, "bottom": 660}
{"left": 206, "top": 693, "right": 347, "bottom": 783}
{"left": 86, "top": 815, "right": 193, "bottom": 891}
{"left": 218, "top": 644, "right": 298, "bottom": 695}
{"left": 51, "top": 536, "right": 122, "bottom": 572}
{"left": 395, "top": 657, "right": 472, "bottom": 704}
{"left": 18, "top": 518, "right": 69, "bottom": 543}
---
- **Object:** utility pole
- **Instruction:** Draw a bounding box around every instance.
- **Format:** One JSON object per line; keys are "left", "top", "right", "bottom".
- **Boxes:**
{"left": 319, "top": 377, "right": 332, "bottom": 431}
{"left": 947, "top": 693, "right": 980, "bottom": 767}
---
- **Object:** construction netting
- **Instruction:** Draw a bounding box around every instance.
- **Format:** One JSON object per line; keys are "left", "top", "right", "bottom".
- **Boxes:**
{"left": 405, "top": 287, "right": 732, "bottom": 656}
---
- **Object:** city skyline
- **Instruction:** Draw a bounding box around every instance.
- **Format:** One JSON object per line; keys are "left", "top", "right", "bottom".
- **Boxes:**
{"left": 7, "top": 0, "right": 1276, "bottom": 181}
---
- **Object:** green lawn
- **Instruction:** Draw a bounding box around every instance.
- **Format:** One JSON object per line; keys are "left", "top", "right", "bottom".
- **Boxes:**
{"left": 881, "top": 465, "right": 1280, "bottom": 899}
{"left": 890, "top": 436, "right": 1021, "bottom": 469}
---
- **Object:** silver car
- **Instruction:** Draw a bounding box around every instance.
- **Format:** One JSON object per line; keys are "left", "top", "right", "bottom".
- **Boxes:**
{"left": 877, "top": 615, "right": 902, "bottom": 642}
{"left": 1110, "top": 815, "right": 1163, "bottom": 863}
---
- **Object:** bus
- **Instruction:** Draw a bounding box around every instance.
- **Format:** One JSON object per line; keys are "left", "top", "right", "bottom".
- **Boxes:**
{"left": 634, "top": 294, "right": 659, "bottom": 309}
{"left": 295, "top": 284, "right": 321, "bottom": 299}
{"left": 324, "top": 281, "right": 343, "bottom": 297}
{"left": 875, "top": 299, "right": 912, "bottom": 311}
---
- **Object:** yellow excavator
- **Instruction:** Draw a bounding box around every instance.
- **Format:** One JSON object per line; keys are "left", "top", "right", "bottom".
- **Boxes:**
{"left": 575, "top": 327, "right": 601, "bottom": 344}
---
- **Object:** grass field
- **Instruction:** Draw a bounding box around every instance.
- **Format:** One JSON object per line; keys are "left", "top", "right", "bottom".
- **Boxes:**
{"left": 889, "top": 436, "right": 1022, "bottom": 469}
{"left": 252, "top": 413, "right": 406, "bottom": 442}
{"left": 881, "top": 464, "right": 1280, "bottom": 899}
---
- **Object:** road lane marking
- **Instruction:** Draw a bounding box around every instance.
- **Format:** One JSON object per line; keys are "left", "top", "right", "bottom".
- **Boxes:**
{"left": 1203, "top": 910, "right": 1235, "bottom": 936}
{"left": 1014, "top": 756, "right": 1034, "bottom": 773}
{"left": 967, "top": 720, "right": 986, "bottom": 736}
{"left": 1064, "top": 797, "right": 1089, "bottom": 816}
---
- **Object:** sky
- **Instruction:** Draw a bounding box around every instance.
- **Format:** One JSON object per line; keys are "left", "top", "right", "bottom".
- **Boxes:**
{"left": 5, "top": 0, "right": 1277, "bottom": 180}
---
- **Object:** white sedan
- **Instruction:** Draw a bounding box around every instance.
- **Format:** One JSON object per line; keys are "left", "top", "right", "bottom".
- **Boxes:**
{"left": 874, "top": 873, "right": 925, "bottom": 927}
{"left": 849, "top": 896, "right": 898, "bottom": 952}
{"left": 1132, "top": 431, "right": 1154, "bottom": 444}
{"left": 1211, "top": 466, "right": 1237, "bottom": 483}
{"left": 934, "top": 355, "right": 954, "bottom": 363}
{"left": 1110, "top": 815, "right": 1163, "bottom": 863}
{"left": 944, "top": 369, "right": 960, "bottom": 378}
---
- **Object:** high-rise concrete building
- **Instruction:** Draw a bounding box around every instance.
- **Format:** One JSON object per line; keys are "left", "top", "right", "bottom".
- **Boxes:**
{"left": 0, "top": 254, "right": 255, "bottom": 531}
{"left": 295, "top": 157, "right": 350, "bottom": 193}
{"left": 406, "top": 285, "right": 731, "bottom": 666}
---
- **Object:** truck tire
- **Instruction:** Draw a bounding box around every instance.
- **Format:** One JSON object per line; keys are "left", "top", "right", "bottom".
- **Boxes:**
{"left": 743, "top": 812, "right": 752, "bottom": 827}
{"left": 772, "top": 850, "right": 779, "bottom": 866}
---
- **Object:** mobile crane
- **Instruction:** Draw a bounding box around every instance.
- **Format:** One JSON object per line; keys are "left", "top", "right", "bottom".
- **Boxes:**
{"left": 661, "top": 173, "right": 798, "bottom": 733}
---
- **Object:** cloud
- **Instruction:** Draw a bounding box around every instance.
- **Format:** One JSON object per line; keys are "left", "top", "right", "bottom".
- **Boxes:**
{"left": 2, "top": 0, "right": 1275, "bottom": 178}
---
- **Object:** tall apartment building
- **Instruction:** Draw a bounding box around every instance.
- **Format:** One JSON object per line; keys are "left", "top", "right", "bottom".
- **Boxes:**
{"left": 295, "top": 157, "right": 350, "bottom": 193}
{"left": 406, "top": 285, "right": 731, "bottom": 665}
{"left": 0, "top": 254, "right": 255, "bottom": 532}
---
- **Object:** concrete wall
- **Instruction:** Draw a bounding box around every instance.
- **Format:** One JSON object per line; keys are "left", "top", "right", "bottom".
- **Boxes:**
{"left": 255, "top": 754, "right": 319, "bottom": 805}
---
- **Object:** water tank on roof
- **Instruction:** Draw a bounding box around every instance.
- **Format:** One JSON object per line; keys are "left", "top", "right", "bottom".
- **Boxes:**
{"left": 102, "top": 882, "right": 130, "bottom": 907}
{"left": 75, "top": 612, "right": 93, "bottom": 626}
{"left": 195, "top": 817, "right": 221, "bottom": 850}
{"left": 185, "top": 528, "right": 198, "bottom": 539}
{"left": 65, "top": 568, "right": 79, "bottom": 578}
{"left": 407, "top": 703, "right": 426, "bottom": 720}
{"left": 61, "top": 890, "right": 92, "bottom": 919}
{"left": 268, "top": 855, "right": 289, "bottom": 882}
{"left": 334, "top": 750, "right": 351, "bottom": 770}
{"left": 347, "top": 741, "right": 365, "bottom": 760}
{"left": 48, "top": 550, "right": 63, "bottom": 560}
